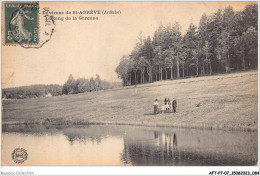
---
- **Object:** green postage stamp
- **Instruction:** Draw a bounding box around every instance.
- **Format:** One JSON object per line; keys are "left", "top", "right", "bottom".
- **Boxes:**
{"left": 4, "top": 2, "right": 39, "bottom": 45}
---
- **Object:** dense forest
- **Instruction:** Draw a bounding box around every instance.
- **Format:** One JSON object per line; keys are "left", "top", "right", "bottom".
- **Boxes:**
{"left": 2, "top": 74, "right": 121, "bottom": 99}
{"left": 115, "top": 4, "right": 258, "bottom": 86}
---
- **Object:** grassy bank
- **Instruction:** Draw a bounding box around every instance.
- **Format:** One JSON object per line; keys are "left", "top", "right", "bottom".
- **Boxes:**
{"left": 2, "top": 70, "right": 258, "bottom": 131}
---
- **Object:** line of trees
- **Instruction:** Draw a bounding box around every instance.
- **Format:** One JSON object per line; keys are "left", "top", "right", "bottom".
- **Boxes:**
{"left": 62, "top": 74, "right": 121, "bottom": 95}
{"left": 115, "top": 4, "right": 258, "bottom": 86}
{"left": 2, "top": 84, "right": 62, "bottom": 99}
{"left": 2, "top": 74, "right": 122, "bottom": 99}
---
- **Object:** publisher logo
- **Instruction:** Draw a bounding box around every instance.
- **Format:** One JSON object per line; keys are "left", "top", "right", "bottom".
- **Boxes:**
{"left": 12, "top": 148, "right": 28, "bottom": 164}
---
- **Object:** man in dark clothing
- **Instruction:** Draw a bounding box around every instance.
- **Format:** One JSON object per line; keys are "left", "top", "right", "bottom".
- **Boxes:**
{"left": 164, "top": 96, "right": 170, "bottom": 105}
{"left": 164, "top": 97, "right": 167, "bottom": 105}
{"left": 172, "top": 98, "right": 177, "bottom": 113}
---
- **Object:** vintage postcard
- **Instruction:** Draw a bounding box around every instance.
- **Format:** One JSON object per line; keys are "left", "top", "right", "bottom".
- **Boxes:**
{"left": 1, "top": 0, "right": 258, "bottom": 172}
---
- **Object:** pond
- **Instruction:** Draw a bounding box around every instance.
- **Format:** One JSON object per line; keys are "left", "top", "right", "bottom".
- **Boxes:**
{"left": 2, "top": 124, "right": 258, "bottom": 166}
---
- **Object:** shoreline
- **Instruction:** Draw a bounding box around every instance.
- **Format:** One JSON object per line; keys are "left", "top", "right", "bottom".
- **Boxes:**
{"left": 2, "top": 118, "right": 257, "bottom": 132}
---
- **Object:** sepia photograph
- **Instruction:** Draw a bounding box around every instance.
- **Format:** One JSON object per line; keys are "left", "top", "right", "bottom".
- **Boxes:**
{"left": 0, "top": 0, "right": 258, "bottom": 173}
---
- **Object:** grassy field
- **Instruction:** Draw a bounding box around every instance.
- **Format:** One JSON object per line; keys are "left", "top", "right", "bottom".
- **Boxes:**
{"left": 2, "top": 70, "right": 258, "bottom": 131}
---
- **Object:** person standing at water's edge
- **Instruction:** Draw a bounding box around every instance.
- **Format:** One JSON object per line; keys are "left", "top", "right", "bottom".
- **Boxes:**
{"left": 172, "top": 98, "right": 177, "bottom": 113}
{"left": 153, "top": 99, "right": 159, "bottom": 114}
{"left": 164, "top": 96, "right": 170, "bottom": 105}
{"left": 161, "top": 104, "right": 165, "bottom": 113}
{"left": 165, "top": 102, "right": 170, "bottom": 112}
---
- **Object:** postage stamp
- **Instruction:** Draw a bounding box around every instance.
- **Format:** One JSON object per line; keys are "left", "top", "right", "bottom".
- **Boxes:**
{"left": 4, "top": 2, "right": 39, "bottom": 45}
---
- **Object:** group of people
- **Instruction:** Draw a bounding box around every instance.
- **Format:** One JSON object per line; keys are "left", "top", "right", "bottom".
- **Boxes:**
{"left": 153, "top": 96, "right": 177, "bottom": 114}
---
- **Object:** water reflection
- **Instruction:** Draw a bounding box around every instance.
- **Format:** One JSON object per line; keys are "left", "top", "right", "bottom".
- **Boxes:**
{"left": 2, "top": 125, "right": 258, "bottom": 166}
{"left": 122, "top": 131, "right": 182, "bottom": 166}
{"left": 121, "top": 131, "right": 181, "bottom": 166}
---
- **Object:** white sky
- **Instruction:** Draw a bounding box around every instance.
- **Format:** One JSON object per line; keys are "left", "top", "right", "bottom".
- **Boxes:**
{"left": 2, "top": 1, "right": 256, "bottom": 88}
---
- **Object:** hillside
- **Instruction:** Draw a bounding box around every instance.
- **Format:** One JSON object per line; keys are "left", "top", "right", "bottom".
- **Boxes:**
{"left": 2, "top": 70, "right": 258, "bottom": 131}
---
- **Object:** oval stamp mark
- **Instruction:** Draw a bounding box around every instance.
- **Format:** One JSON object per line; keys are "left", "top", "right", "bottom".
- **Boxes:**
{"left": 12, "top": 148, "right": 28, "bottom": 164}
